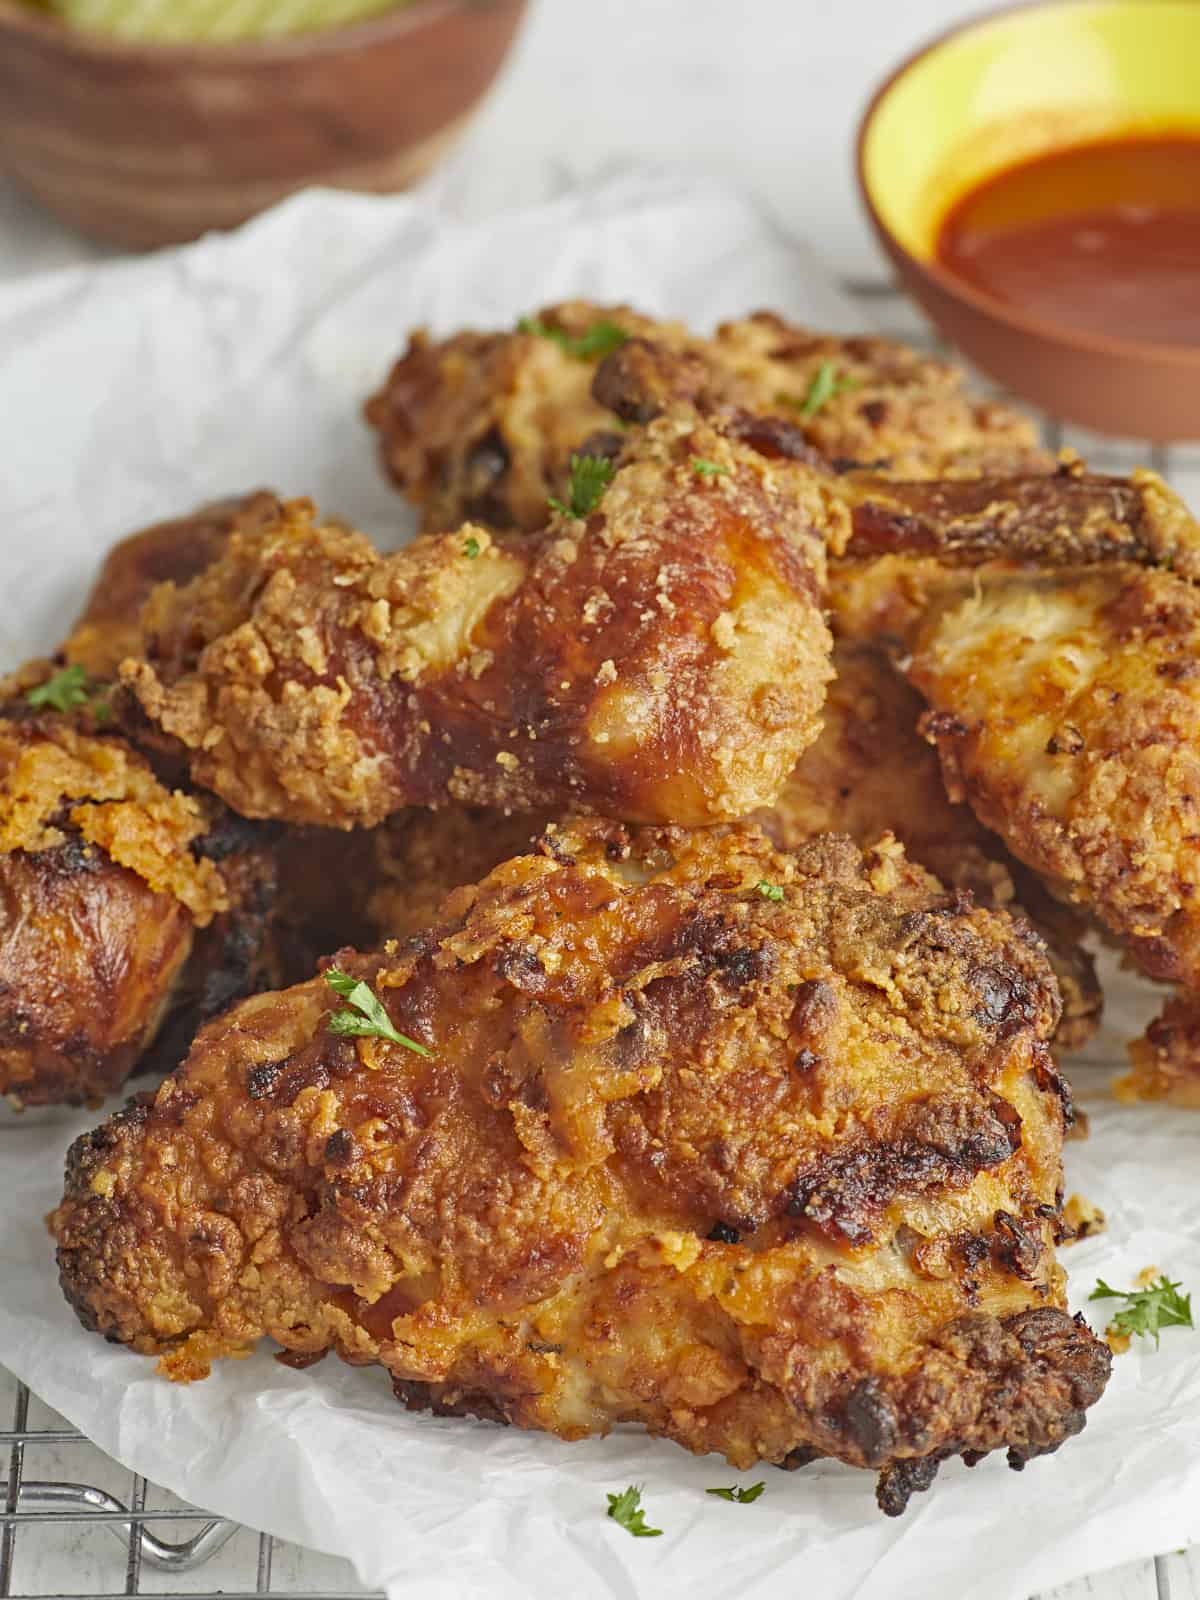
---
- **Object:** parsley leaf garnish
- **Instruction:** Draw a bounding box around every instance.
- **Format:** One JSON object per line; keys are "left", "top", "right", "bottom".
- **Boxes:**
{"left": 691, "top": 457, "right": 730, "bottom": 479}
{"left": 755, "top": 880, "right": 785, "bottom": 902}
{"left": 548, "top": 454, "right": 615, "bottom": 520}
{"left": 325, "top": 969, "right": 431, "bottom": 1057}
{"left": 780, "top": 359, "right": 861, "bottom": 419}
{"left": 518, "top": 316, "right": 629, "bottom": 362}
{"left": 462, "top": 535, "right": 481, "bottom": 559}
{"left": 25, "top": 664, "right": 112, "bottom": 720}
{"left": 706, "top": 1482, "right": 765, "bottom": 1503}
{"left": 606, "top": 1485, "right": 662, "bottom": 1538}
{"left": 1090, "top": 1275, "right": 1193, "bottom": 1347}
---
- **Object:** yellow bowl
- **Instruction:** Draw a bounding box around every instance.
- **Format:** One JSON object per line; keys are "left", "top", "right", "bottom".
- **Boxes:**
{"left": 857, "top": 0, "right": 1200, "bottom": 440}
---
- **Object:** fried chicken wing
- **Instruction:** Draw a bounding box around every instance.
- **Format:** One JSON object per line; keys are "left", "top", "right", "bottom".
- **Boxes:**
{"left": 906, "top": 566, "right": 1200, "bottom": 1103}
{"left": 366, "top": 302, "right": 1050, "bottom": 535}
{"left": 51, "top": 819, "right": 1108, "bottom": 1513}
{"left": 124, "top": 413, "right": 839, "bottom": 829}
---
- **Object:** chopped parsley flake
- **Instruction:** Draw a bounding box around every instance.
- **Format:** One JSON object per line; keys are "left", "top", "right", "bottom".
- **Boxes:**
{"left": 706, "top": 1482, "right": 765, "bottom": 1503}
{"left": 755, "top": 880, "right": 785, "bottom": 902}
{"left": 779, "top": 359, "right": 861, "bottom": 419}
{"left": 325, "top": 969, "right": 431, "bottom": 1057}
{"left": 691, "top": 457, "right": 730, "bottom": 479}
{"left": 1090, "top": 1275, "right": 1193, "bottom": 1348}
{"left": 548, "top": 454, "right": 615, "bottom": 520}
{"left": 606, "top": 1485, "right": 662, "bottom": 1538}
{"left": 25, "top": 663, "right": 109, "bottom": 719}
{"left": 517, "top": 316, "right": 629, "bottom": 362}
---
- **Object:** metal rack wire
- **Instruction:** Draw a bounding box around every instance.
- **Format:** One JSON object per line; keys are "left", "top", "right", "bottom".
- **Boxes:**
{"left": 0, "top": 1372, "right": 379, "bottom": 1599}
{"left": 1, "top": 281, "right": 1197, "bottom": 1600}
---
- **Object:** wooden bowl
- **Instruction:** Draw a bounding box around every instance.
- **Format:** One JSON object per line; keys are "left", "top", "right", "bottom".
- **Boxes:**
{"left": 0, "top": 0, "right": 528, "bottom": 250}
{"left": 857, "top": 0, "right": 1200, "bottom": 442}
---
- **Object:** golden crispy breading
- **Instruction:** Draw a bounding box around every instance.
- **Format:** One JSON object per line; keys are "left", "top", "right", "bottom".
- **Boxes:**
{"left": 759, "top": 646, "right": 1100, "bottom": 1050}
{"left": 64, "top": 494, "right": 283, "bottom": 680}
{"left": 0, "top": 837, "right": 195, "bottom": 1108}
{"left": 366, "top": 302, "right": 1049, "bottom": 535}
{"left": 365, "top": 303, "right": 689, "bottom": 534}
{"left": 907, "top": 566, "right": 1200, "bottom": 1101}
{"left": 368, "top": 805, "right": 551, "bottom": 940}
{"left": 0, "top": 494, "right": 352, "bottom": 1109}
{"left": 0, "top": 718, "right": 279, "bottom": 1108}
{"left": 52, "top": 820, "right": 1108, "bottom": 1514}
{"left": 124, "top": 413, "right": 839, "bottom": 830}
{"left": 827, "top": 463, "right": 1200, "bottom": 649}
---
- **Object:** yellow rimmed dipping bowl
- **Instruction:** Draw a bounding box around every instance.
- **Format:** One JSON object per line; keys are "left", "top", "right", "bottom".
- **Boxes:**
{"left": 857, "top": 0, "right": 1200, "bottom": 440}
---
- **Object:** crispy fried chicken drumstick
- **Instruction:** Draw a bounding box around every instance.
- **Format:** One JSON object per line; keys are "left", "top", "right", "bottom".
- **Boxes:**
{"left": 124, "top": 412, "right": 838, "bottom": 829}
{"left": 366, "top": 303, "right": 1051, "bottom": 533}
{"left": 52, "top": 819, "right": 1109, "bottom": 1514}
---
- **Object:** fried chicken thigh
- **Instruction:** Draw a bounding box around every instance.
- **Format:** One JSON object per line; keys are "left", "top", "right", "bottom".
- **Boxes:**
{"left": 52, "top": 820, "right": 1109, "bottom": 1513}
{"left": 366, "top": 303, "right": 1051, "bottom": 535}
{"left": 124, "top": 412, "right": 839, "bottom": 829}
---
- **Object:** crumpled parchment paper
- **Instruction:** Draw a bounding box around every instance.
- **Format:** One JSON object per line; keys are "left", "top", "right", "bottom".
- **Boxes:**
{"left": 1, "top": 171, "right": 1198, "bottom": 1600}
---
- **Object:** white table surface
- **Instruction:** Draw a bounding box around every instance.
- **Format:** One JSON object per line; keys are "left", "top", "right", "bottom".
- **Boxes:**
{"left": 1, "top": 4, "right": 1197, "bottom": 1598}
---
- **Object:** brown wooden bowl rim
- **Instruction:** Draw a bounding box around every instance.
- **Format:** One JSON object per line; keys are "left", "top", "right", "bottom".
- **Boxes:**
{"left": 854, "top": 0, "right": 1200, "bottom": 374}
{"left": 0, "top": 0, "right": 523, "bottom": 64}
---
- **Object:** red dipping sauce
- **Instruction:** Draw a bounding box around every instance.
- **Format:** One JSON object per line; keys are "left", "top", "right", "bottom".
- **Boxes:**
{"left": 936, "top": 134, "right": 1200, "bottom": 348}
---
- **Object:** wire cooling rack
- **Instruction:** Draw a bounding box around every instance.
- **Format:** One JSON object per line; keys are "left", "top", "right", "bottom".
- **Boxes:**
{"left": 2, "top": 282, "right": 1199, "bottom": 1600}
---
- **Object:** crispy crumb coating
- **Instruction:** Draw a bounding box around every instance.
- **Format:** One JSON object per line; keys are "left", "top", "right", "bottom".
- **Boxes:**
{"left": 365, "top": 302, "right": 1050, "bottom": 534}
{"left": 907, "top": 567, "right": 1200, "bottom": 1102}
{"left": 124, "top": 414, "right": 838, "bottom": 829}
{"left": 65, "top": 494, "right": 284, "bottom": 680}
{"left": 51, "top": 820, "right": 1108, "bottom": 1513}
{"left": 0, "top": 495, "right": 331, "bottom": 1109}
{"left": 0, "top": 717, "right": 280, "bottom": 1108}
{"left": 759, "top": 647, "right": 1100, "bottom": 1052}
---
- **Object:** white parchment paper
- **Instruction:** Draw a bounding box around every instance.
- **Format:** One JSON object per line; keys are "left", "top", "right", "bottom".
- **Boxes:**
{"left": 2, "top": 172, "right": 1199, "bottom": 1600}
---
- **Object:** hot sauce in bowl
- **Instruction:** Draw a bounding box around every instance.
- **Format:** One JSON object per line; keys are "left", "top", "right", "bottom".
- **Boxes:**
{"left": 936, "top": 134, "right": 1200, "bottom": 349}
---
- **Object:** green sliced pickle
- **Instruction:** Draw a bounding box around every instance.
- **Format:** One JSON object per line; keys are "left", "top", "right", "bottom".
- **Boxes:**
{"left": 46, "top": 0, "right": 409, "bottom": 42}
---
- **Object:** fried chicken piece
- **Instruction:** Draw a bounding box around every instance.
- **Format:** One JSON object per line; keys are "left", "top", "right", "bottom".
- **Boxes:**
{"left": 0, "top": 493, "right": 357, "bottom": 1108}
{"left": 906, "top": 566, "right": 1200, "bottom": 1104}
{"left": 124, "top": 412, "right": 839, "bottom": 829}
{"left": 365, "top": 302, "right": 1050, "bottom": 534}
{"left": 51, "top": 820, "right": 1109, "bottom": 1513}
{"left": 0, "top": 715, "right": 278, "bottom": 1107}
